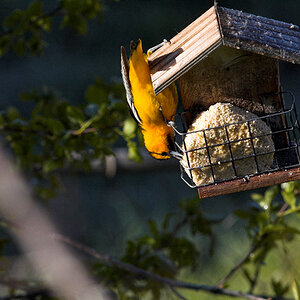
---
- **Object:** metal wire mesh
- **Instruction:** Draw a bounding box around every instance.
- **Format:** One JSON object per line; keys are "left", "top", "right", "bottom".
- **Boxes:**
{"left": 169, "top": 91, "right": 300, "bottom": 188}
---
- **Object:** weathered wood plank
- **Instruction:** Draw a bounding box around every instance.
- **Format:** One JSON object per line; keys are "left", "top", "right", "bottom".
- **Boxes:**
{"left": 217, "top": 6, "right": 299, "bottom": 32}
{"left": 217, "top": 6, "right": 300, "bottom": 64}
{"left": 221, "top": 20, "right": 300, "bottom": 50}
{"left": 198, "top": 167, "right": 300, "bottom": 199}
{"left": 218, "top": 8, "right": 300, "bottom": 38}
{"left": 223, "top": 35, "right": 300, "bottom": 64}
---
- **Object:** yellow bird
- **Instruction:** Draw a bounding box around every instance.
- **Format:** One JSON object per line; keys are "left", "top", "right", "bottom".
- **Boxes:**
{"left": 120, "top": 39, "right": 179, "bottom": 160}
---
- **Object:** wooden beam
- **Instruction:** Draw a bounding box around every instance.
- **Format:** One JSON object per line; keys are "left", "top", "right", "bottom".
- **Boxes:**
{"left": 198, "top": 167, "right": 300, "bottom": 199}
{"left": 147, "top": 5, "right": 222, "bottom": 95}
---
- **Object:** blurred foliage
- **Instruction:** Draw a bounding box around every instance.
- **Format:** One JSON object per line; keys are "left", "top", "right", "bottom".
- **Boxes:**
{"left": 0, "top": 1, "right": 300, "bottom": 300}
{"left": 2, "top": 81, "right": 141, "bottom": 199}
{"left": 0, "top": 0, "right": 104, "bottom": 56}
{"left": 93, "top": 197, "right": 218, "bottom": 299}
{"left": 89, "top": 183, "right": 300, "bottom": 299}
{"left": 2, "top": 79, "right": 143, "bottom": 199}
{"left": 0, "top": 0, "right": 142, "bottom": 200}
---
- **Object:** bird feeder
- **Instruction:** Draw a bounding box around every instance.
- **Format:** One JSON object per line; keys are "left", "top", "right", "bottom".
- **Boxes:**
{"left": 147, "top": 4, "right": 300, "bottom": 198}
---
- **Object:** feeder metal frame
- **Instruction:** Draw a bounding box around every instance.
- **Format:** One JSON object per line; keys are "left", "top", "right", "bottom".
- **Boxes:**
{"left": 169, "top": 91, "right": 300, "bottom": 188}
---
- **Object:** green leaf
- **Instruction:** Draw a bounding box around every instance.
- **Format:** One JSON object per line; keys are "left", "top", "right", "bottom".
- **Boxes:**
{"left": 85, "top": 79, "right": 109, "bottom": 104}
{"left": 0, "top": 36, "right": 10, "bottom": 57}
{"left": 0, "top": 114, "right": 4, "bottom": 126}
{"left": 61, "top": 13, "right": 87, "bottom": 35}
{"left": 45, "top": 118, "right": 65, "bottom": 134}
{"left": 251, "top": 193, "right": 267, "bottom": 210}
{"left": 123, "top": 118, "right": 137, "bottom": 137}
{"left": 66, "top": 106, "right": 85, "bottom": 124}
{"left": 14, "top": 39, "right": 26, "bottom": 56}
{"left": 281, "top": 182, "right": 295, "bottom": 193}
{"left": 293, "top": 280, "right": 300, "bottom": 300}
{"left": 43, "top": 160, "right": 61, "bottom": 173}
{"left": 162, "top": 213, "right": 173, "bottom": 230}
{"left": 3, "top": 9, "right": 24, "bottom": 29}
{"left": 264, "top": 185, "right": 279, "bottom": 208}
{"left": 29, "top": 34, "right": 43, "bottom": 55}
{"left": 148, "top": 220, "right": 158, "bottom": 237}
{"left": 281, "top": 190, "right": 297, "bottom": 209}
{"left": 35, "top": 186, "right": 57, "bottom": 200}
{"left": 128, "top": 141, "right": 142, "bottom": 163}
{"left": 6, "top": 107, "right": 19, "bottom": 121}
{"left": 271, "top": 278, "right": 289, "bottom": 297}
{"left": 251, "top": 193, "right": 264, "bottom": 202}
{"left": 0, "top": 238, "right": 9, "bottom": 256}
{"left": 36, "top": 17, "right": 51, "bottom": 31}
{"left": 242, "top": 268, "right": 254, "bottom": 285}
{"left": 26, "top": 0, "right": 43, "bottom": 17}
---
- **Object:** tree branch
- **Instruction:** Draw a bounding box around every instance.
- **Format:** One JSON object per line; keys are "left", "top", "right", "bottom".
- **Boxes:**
{"left": 0, "top": 278, "right": 40, "bottom": 292}
{"left": 249, "top": 264, "right": 262, "bottom": 294}
{"left": 0, "top": 216, "right": 288, "bottom": 300}
{"left": 0, "top": 290, "right": 49, "bottom": 300}
{"left": 217, "top": 238, "right": 261, "bottom": 287}
{"left": 169, "top": 286, "right": 188, "bottom": 300}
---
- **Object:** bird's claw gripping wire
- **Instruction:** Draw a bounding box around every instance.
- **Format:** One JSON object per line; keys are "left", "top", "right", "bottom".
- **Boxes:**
{"left": 169, "top": 151, "right": 183, "bottom": 160}
{"left": 167, "top": 120, "right": 175, "bottom": 128}
{"left": 147, "top": 39, "right": 169, "bottom": 56}
{"left": 158, "top": 110, "right": 182, "bottom": 160}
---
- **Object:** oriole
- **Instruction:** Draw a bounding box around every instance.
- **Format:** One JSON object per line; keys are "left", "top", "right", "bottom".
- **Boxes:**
{"left": 120, "top": 39, "right": 178, "bottom": 160}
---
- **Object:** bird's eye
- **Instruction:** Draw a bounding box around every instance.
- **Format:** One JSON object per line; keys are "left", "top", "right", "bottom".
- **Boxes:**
{"left": 161, "top": 152, "right": 168, "bottom": 156}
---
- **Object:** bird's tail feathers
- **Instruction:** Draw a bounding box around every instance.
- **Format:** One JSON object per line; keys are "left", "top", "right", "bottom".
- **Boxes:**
{"left": 129, "top": 39, "right": 151, "bottom": 84}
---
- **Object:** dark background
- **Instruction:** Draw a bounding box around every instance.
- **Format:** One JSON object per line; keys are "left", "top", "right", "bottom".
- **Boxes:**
{"left": 1, "top": 1, "right": 300, "bottom": 298}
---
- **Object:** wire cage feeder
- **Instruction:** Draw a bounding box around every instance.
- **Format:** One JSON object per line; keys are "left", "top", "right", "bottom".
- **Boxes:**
{"left": 146, "top": 3, "right": 300, "bottom": 198}
{"left": 170, "top": 91, "right": 300, "bottom": 191}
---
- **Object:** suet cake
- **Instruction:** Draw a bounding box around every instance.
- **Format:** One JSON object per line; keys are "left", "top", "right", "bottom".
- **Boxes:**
{"left": 181, "top": 103, "right": 275, "bottom": 186}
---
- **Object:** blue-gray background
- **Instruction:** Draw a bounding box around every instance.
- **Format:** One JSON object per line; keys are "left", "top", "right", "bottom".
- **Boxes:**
{"left": 1, "top": 0, "right": 300, "bottom": 298}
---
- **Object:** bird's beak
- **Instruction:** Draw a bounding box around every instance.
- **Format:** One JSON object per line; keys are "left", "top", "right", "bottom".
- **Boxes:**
{"left": 169, "top": 151, "right": 183, "bottom": 160}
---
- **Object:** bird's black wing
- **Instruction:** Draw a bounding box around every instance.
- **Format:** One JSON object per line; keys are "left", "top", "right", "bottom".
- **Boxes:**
{"left": 120, "top": 46, "right": 142, "bottom": 124}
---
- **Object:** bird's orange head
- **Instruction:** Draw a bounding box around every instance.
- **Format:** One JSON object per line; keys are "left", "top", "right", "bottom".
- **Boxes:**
{"left": 142, "top": 123, "right": 175, "bottom": 160}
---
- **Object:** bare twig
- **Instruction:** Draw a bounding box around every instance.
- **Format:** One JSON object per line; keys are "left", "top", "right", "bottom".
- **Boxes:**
{"left": 0, "top": 278, "right": 37, "bottom": 291}
{"left": 0, "top": 290, "right": 49, "bottom": 300}
{"left": 249, "top": 264, "right": 262, "bottom": 294}
{"left": 170, "top": 216, "right": 188, "bottom": 237}
{"left": 217, "top": 238, "right": 261, "bottom": 287}
{"left": 40, "top": 4, "right": 63, "bottom": 19}
{"left": 169, "top": 286, "right": 188, "bottom": 300}
{"left": 277, "top": 205, "right": 300, "bottom": 217}
{"left": 277, "top": 203, "right": 289, "bottom": 217}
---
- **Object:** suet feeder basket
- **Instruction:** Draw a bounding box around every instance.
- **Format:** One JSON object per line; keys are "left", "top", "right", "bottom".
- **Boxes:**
{"left": 147, "top": 4, "right": 300, "bottom": 198}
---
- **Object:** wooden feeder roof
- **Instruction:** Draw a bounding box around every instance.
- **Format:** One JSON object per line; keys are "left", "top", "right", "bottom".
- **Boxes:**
{"left": 148, "top": 4, "right": 300, "bottom": 95}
